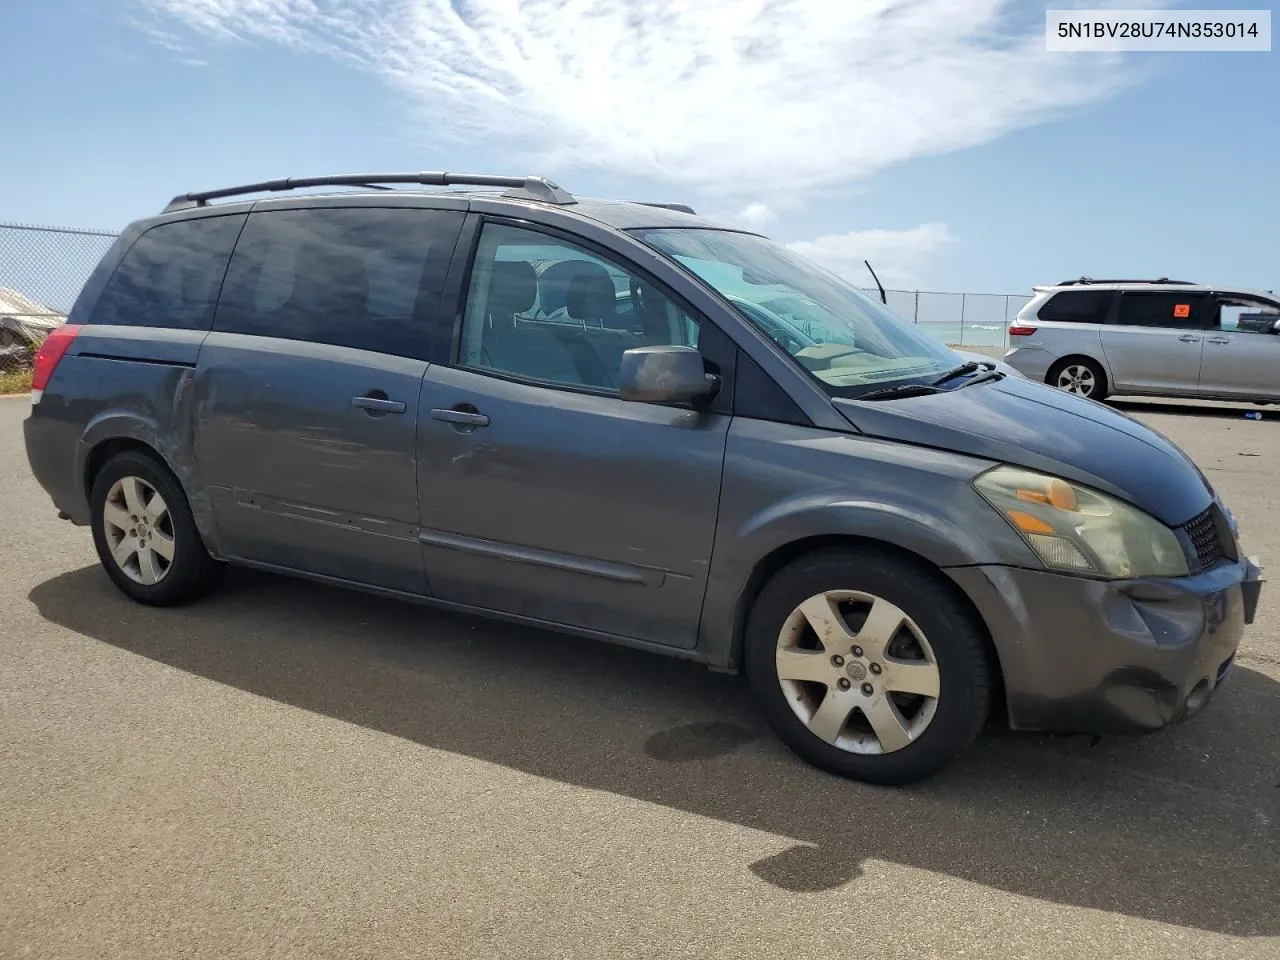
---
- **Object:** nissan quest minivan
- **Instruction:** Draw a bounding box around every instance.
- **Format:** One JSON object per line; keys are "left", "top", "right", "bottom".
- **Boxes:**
{"left": 24, "top": 172, "right": 1264, "bottom": 785}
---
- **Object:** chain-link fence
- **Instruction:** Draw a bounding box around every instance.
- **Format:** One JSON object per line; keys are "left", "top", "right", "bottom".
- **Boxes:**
{"left": 0, "top": 220, "right": 1029, "bottom": 378}
{"left": 859, "top": 288, "right": 1030, "bottom": 348}
{"left": 0, "top": 222, "right": 118, "bottom": 375}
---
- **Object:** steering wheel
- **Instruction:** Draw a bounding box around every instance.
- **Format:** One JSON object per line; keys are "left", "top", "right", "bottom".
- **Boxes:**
{"left": 725, "top": 295, "right": 813, "bottom": 353}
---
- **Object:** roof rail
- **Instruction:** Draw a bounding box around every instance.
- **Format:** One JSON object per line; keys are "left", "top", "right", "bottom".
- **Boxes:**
{"left": 1055, "top": 276, "right": 1197, "bottom": 286}
{"left": 162, "top": 172, "right": 575, "bottom": 213}
{"left": 635, "top": 201, "right": 698, "bottom": 215}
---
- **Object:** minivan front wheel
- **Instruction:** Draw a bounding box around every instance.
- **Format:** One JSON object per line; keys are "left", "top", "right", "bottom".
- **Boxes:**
{"left": 745, "top": 548, "right": 991, "bottom": 785}
{"left": 90, "top": 450, "right": 220, "bottom": 606}
{"left": 1048, "top": 357, "right": 1107, "bottom": 400}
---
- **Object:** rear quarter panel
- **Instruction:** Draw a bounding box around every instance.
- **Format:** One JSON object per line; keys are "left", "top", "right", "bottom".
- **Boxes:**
{"left": 27, "top": 327, "right": 213, "bottom": 549}
{"left": 1018, "top": 322, "right": 1108, "bottom": 380}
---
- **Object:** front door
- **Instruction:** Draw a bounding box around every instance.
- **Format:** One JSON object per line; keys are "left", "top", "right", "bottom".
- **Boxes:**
{"left": 1100, "top": 291, "right": 1210, "bottom": 394}
{"left": 416, "top": 221, "right": 729, "bottom": 648}
{"left": 194, "top": 204, "right": 464, "bottom": 593}
{"left": 1197, "top": 295, "right": 1280, "bottom": 400}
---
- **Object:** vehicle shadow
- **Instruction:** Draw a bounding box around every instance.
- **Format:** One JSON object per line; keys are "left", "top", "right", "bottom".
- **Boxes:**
{"left": 29, "top": 565, "right": 1280, "bottom": 937}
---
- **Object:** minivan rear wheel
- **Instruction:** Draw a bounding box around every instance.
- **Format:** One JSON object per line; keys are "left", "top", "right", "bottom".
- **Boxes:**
{"left": 1047, "top": 357, "right": 1107, "bottom": 400}
{"left": 745, "top": 548, "right": 991, "bottom": 785}
{"left": 90, "top": 450, "right": 220, "bottom": 606}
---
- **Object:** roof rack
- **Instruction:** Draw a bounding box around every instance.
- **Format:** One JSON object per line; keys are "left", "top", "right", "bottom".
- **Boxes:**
{"left": 1056, "top": 276, "right": 1197, "bottom": 286}
{"left": 635, "top": 201, "right": 698, "bottom": 215}
{"left": 163, "top": 172, "right": 576, "bottom": 213}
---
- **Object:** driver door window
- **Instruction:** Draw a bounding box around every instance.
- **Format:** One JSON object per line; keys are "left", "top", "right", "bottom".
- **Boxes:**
{"left": 459, "top": 223, "right": 699, "bottom": 392}
{"left": 1213, "top": 296, "right": 1280, "bottom": 334}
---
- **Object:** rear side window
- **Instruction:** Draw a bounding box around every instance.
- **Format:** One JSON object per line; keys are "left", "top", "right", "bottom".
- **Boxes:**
{"left": 87, "top": 215, "right": 246, "bottom": 329}
{"left": 1036, "top": 290, "right": 1112, "bottom": 324}
{"left": 1115, "top": 292, "right": 1208, "bottom": 329}
{"left": 214, "top": 207, "right": 464, "bottom": 359}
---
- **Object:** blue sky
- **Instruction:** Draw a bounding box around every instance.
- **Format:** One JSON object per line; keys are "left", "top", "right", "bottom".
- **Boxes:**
{"left": 2, "top": 0, "right": 1276, "bottom": 297}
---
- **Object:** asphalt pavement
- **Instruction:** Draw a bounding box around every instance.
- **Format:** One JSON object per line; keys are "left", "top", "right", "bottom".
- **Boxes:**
{"left": 1, "top": 393, "right": 1277, "bottom": 960}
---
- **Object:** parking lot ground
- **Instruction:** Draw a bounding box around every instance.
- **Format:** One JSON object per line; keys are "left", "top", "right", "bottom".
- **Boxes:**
{"left": 2, "top": 393, "right": 1278, "bottom": 960}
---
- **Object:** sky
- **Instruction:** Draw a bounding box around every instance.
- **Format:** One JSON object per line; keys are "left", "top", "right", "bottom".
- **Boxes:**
{"left": 1, "top": 0, "right": 1277, "bottom": 298}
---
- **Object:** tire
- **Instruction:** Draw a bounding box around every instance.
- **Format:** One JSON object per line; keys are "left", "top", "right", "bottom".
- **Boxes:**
{"left": 744, "top": 548, "right": 991, "bottom": 785}
{"left": 1046, "top": 357, "right": 1108, "bottom": 401}
{"left": 89, "top": 449, "right": 221, "bottom": 606}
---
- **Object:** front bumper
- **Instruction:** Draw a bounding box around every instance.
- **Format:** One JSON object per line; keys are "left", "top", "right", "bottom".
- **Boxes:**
{"left": 948, "top": 555, "right": 1263, "bottom": 734}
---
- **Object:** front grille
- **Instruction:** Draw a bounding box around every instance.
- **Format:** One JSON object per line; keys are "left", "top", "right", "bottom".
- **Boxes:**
{"left": 1183, "top": 506, "right": 1225, "bottom": 571}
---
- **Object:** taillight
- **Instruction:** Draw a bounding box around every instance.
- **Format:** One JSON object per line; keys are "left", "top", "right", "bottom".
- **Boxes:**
{"left": 1007, "top": 325, "right": 1036, "bottom": 337}
{"left": 30, "top": 324, "right": 81, "bottom": 402}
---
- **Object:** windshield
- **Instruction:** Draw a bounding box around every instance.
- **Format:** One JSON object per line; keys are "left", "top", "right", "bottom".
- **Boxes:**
{"left": 634, "top": 228, "right": 960, "bottom": 397}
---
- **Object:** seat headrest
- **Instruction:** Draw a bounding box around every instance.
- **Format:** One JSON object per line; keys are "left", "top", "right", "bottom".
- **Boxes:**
{"left": 566, "top": 267, "right": 618, "bottom": 324}
{"left": 537, "top": 259, "right": 603, "bottom": 316}
{"left": 488, "top": 260, "right": 536, "bottom": 317}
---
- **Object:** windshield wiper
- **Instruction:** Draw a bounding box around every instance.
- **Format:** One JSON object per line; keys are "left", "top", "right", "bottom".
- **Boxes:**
{"left": 857, "top": 383, "right": 943, "bottom": 401}
{"left": 930, "top": 361, "right": 981, "bottom": 387}
{"left": 956, "top": 368, "right": 1005, "bottom": 388}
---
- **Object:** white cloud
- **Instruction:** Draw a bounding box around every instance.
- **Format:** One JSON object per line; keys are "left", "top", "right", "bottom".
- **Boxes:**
{"left": 733, "top": 202, "right": 776, "bottom": 227}
{"left": 786, "top": 224, "right": 954, "bottom": 287}
{"left": 136, "top": 0, "right": 1127, "bottom": 198}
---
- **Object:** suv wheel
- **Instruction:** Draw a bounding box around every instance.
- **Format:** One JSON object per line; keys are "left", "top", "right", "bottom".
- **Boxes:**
{"left": 89, "top": 450, "right": 220, "bottom": 606}
{"left": 745, "top": 548, "right": 991, "bottom": 785}
{"left": 1048, "top": 357, "right": 1107, "bottom": 400}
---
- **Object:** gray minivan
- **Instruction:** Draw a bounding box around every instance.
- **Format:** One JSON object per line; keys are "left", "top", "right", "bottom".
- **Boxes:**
{"left": 24, "top": 172, "right": 1264, "bottom": 784}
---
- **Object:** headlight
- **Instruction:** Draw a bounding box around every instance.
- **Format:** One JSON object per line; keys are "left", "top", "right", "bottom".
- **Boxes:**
{"left": 974, "top": 466, "right": 1189, "bottom": 579}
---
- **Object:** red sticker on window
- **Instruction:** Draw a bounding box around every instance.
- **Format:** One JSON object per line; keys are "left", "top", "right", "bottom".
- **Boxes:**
{"left": 1174, "top": 303, "right": 1191, "bottom": 318}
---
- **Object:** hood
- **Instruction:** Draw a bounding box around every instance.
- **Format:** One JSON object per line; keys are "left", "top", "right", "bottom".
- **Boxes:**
{"left": 833, "top": 374, "right": 1212, "bottom": 527}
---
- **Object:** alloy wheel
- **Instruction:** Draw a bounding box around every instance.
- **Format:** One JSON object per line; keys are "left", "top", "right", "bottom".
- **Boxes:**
{"left": 102, "top": 476, "right": 176, "bottom": 585}
{"left": 1055, "top": 364, "right": 1096, "bottom": 397}
{"left": 774, "top": 590, "right": 941, "bottom": 755}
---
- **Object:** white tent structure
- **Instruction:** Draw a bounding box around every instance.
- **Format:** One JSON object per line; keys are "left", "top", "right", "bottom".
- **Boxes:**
{"left": 0, "top": 287, "right": 64, "bottom": 348}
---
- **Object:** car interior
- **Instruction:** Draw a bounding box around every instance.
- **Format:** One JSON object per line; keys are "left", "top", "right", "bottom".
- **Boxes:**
{"left": 468, "top": 255, "right": 697, "bottom": 391}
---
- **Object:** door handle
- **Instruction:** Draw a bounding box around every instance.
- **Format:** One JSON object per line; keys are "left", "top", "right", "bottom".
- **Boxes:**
{"left": 352, "top": 392, "right": 407, "bottom": 415}
{"left": 1206, "top": 337, "right": 1230, "bottom": 345}
{"left": 431, "top": 407, "right": 490, "bottom": 427}
{"left": 1178, "top": 335, "right": 1200, "bottom": 343}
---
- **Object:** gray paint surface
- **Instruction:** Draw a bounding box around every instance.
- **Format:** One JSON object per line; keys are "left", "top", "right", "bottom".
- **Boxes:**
{"left": 416, "top": 364, "right": 728, "bottom": 647}
{"left": 22, "top": 188, "right": 1260, "bottom": 735}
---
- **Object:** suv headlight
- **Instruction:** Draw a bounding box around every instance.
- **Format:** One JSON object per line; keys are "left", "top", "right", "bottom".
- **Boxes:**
{"left": 974, "top": 466, "right": 1189, "bottom": 579}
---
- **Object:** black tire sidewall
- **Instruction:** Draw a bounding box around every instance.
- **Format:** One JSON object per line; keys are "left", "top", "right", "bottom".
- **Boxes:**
{"left": 89, "top": 451, "right": 213, "bottom": 606}
{"left": 745, "top": 550, "right": 990, "bottom": 785}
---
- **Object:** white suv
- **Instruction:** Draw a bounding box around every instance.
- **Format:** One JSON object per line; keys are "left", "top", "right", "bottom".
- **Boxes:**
{"left": 1003, "top": 278, "right": 1280, "bottom": 403}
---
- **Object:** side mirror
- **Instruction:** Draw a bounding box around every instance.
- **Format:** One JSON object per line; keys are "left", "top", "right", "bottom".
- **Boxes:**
{"left": 619, "top": 345, "right": 720, "bottom": 405}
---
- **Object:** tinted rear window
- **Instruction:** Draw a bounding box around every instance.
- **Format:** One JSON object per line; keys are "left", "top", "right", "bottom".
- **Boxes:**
{"left": 1115, "top": 292, "right": 1207, "bottom": 329}
{"left": 213, "top": 207, "right": 463, "bottom": 359}
{"left": 87, "top": 215, "right": 246, "bottom": 329}
{"left": 1037, "top": 290, "right": 1112, "bottom": 324}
